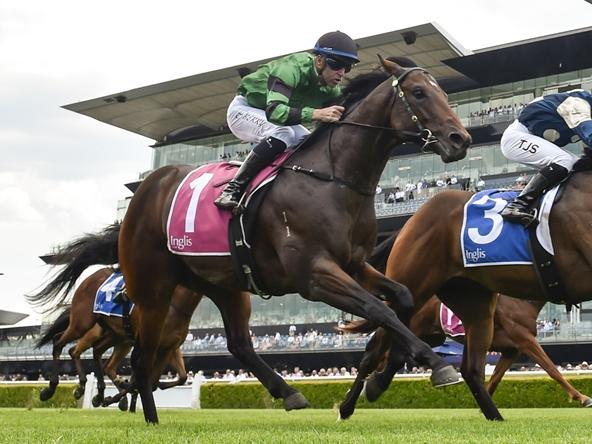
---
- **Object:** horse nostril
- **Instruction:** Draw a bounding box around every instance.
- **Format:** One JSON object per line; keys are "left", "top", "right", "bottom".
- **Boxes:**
{"left": 450, "top": 132, "right": 471, "bottom": 149}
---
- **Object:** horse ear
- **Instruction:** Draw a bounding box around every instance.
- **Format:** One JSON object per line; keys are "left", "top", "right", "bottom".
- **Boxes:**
{"left": 378, "top": 54, "right": 404, "bottom": 77}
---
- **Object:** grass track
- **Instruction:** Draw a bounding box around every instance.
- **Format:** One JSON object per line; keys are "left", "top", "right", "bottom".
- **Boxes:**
{"left": 2, "top": 408, "right": 590, "bottom": 443}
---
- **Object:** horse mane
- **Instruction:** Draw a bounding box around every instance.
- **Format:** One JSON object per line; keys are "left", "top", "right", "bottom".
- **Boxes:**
{"left": 297, "top": 56, "right": 419, "bottom": 150}
{"left": 572, "top": 147, "right": 592, "bottom": 172}
{"left": 340, "top": 70, "right": 390, "bottom": 109}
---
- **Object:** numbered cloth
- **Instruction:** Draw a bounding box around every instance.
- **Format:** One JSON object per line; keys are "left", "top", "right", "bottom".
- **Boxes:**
{"left": 167, "top": 153, "right": 292, "bottom": 256}
{"left": 94, "top": 271, "right": 133, "bottom": 317}
{"left": 460, "top": 188, "right": 558, "bottom": 267}
{"left": 461, "top": 189, "right": 530, "bottom": 266}
{"left": 439, "top": 303, "right": 465, "bottom": 337}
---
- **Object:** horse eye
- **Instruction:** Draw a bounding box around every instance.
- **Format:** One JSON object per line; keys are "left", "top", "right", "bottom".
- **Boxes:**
{"left": 412, "top": 88, "right": 425, "bottom": 98}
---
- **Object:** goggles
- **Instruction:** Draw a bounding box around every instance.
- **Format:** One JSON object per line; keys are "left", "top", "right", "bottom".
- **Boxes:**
{"left": 325, "top": 57, "right": 353, "bottom": 73}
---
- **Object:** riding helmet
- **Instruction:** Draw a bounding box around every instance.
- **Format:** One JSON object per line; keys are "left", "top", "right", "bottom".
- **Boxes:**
{"left": 313, "top": 31, "right": 360, "bottom": 63}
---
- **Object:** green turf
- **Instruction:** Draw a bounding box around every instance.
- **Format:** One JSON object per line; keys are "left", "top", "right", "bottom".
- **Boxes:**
{"left": 1, "top": 408, "right": 590, "bottom": 443}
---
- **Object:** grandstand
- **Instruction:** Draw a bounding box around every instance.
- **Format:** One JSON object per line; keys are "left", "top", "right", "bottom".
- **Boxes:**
{"left": 2, "top": 23, "right": 592, "bottom": 379}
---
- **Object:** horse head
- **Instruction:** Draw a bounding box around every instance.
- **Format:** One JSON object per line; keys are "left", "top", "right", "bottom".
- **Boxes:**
{"left": 381, "top": 57, "right": 471, "bottom": 163}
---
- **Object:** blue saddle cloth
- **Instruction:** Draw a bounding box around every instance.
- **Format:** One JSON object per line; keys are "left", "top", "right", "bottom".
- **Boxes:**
{"left": 461, "top": 189, "right": 533, "bottom": 267}
{"left": 93, "top": 271, "right": 133, "bottom": 317}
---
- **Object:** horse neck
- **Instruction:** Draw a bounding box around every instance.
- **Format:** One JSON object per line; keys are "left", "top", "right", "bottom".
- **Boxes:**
{"left": 290, "top": 80, "right": 397, "bottom": 196}
{"left": 330, "top": 82, "right": 398, "bottom": 190}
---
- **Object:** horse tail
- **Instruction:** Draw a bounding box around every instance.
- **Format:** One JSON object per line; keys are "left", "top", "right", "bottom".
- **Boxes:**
{"left": 35, "top": 307, "right": 71, "bottom": 348}
{"left": 26, "top": 222, "right": 120, "bottom": 311}
{"left": 337, "top": 319, "right": 378, "bottom": 334}
{"left": 367, "top": 229, "right": 399, "bottom": 273}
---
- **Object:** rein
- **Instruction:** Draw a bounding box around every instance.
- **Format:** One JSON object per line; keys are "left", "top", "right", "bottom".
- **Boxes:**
{"left": 284, "top": 67, "right": 439, "bottom": 196}
{"left": 334, "top": 67, "right": 439, "bottom": 153}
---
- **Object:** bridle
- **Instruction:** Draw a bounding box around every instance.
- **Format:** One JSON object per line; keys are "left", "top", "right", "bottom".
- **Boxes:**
{"left": 335, "top": 67, "right": 440, "bottom": 153}
{"left": 283, "top": 67, "right": 441, "bottom": 196}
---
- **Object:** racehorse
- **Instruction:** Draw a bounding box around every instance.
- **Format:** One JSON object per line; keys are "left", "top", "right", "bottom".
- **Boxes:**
{"left": 113, "top": 57, "right": 470, "bottom": 423}
{"left": 34, "top": 267, "right": 132, "bottom": 407}
{"left": 339, "top": 292, "right": 591, "bottom": 418}
{"left": 339, "top": 153, "right": 592, "bottom": 421}
{"left": 31, "top": 265, "right": 201, "bottom": 410}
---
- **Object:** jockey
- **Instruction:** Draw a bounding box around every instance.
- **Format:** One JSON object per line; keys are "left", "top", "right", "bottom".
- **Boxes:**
{"left": 214, "top": 31, "right": 359, "bottom": 210}
{"left": 500, "top": 89, "right": 592, "bottom": 225}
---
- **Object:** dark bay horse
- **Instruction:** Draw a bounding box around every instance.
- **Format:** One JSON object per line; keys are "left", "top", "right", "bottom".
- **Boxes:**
{"left": 30, "top": 264, "right": 201, "bottom": 409}
{"left": 117, "top": 57, "right": 470, "bottom": 422}
{"left": 339, "top": 156, "right": 592, "bottom": 420}
{"left": 341, "top": 293, "right": 591, "bottom": 415}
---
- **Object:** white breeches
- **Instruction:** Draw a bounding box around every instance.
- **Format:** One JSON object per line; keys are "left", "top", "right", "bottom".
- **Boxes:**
{"left": 500, "top": 120, "right": 578, "bottom": 171}
{"left": 226, "top": 95, "right": 310, "bottom": 148}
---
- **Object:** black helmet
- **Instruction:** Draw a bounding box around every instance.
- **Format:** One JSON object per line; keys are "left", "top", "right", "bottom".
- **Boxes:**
{"left": 313, "top": 31, "right": 359, "bottom": 63}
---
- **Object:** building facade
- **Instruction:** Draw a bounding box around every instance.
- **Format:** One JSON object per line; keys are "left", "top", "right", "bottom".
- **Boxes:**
{"left": 66, "top": 24, "right": 592, "bottom": 341}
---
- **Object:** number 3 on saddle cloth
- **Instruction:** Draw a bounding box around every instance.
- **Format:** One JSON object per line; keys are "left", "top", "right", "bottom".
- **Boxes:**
{"left": 166, "top": 152, "right": 294, "bottom": 294}
{"left": 460, "top": 187, "right": 566, "bottom": 304}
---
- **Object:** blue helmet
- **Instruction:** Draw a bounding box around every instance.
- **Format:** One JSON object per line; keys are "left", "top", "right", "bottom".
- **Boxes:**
{"left": 313, "top": 31, "right": 359, "bottom": 64}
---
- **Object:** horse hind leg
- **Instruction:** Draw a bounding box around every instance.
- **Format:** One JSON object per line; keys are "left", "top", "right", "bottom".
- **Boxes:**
{"left": 40, "top": 324, "right": 86, "bottom": 402}
{"left": 517, "top": 333, "right": 592, "bottom": 406}
{"left": 157, "top": 348, "right": 187, "bottom": 390}
{"left": 210, "top": 291, "right": 309, "bottom": 411}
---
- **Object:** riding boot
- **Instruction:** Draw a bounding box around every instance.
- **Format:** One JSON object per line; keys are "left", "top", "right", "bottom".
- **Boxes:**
{"left": 214, "top": 136, "right": 287, "bottom": 210}
{"left": 501, "top": 162, "right": 569, "bottom": 226}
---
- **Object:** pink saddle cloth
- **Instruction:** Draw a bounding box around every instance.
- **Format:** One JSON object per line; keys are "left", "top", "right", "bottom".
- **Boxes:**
{"left": 439, "top": 303, "right": 465, "bottom": 337}
{"left": 166, "top": 152, "right": 292, "bottom": 256}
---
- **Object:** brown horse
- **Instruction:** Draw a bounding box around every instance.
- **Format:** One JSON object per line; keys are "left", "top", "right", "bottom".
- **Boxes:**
{"left": 112, "top": 58, "right": 471, "bottom": 423}
{"left": 339, "top": 155, "right": 592, "bottom": 421}
{"left": 344, "top": 293, "right": 591, "bottom": 412}
{"left": 31, "top": 265, "right": 201, "bottom": 409}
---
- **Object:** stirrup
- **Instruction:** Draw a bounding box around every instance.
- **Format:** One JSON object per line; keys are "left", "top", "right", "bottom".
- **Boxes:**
{"left": 501, "top": 206, "right": 538, "bottom": 227}
{"left": 214, "top": 191, "right": 241, "bottom": 209}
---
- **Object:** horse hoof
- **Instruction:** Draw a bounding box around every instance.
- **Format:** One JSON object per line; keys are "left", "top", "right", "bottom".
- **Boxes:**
{"left": 91, "top": 395, "right": 103, "bottom": 408}
{"left": 118, "top": 397, "right": 129, "bottom": 412}
{"left": 73, "top": 386, "right": 85, "bottom": 399}
{"left": 39, "top": 388, "right": 54, "bottom": 402}
{"left": 365, "top": 373, "right": 388, "bottom": 402}
{"left": 338, "top": 403, "right": 354, "bottom": 420}
{"left": 283, "top": 392, "right": 310, "bottom": 411}
{"left": 582, "top": 398, "right": 592, "bottom": 407}
{"left": 430, "top": 365, "right": 462, "bottom": 388}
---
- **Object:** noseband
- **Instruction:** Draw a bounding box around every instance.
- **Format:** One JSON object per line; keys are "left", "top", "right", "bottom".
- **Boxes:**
{"left": 392, "top": 68, "right": 440, "bottom": 152}
{"left": 336, "top": 67, "right": 440, "bottom": 152}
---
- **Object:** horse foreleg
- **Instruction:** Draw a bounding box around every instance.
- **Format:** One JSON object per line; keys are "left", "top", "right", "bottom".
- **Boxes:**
{"left": 486, "top": 350, "right": 518, "bottom": 396}
{"left": 339, "top": 328, "right": 391, "bottom": 420}
{"left": 519, "top": 335, "right": 592, "bottom": 406}
{"left": 461, "top": 320, "right": 503, "bottom": 421}
{"left": 302, "top": 258, "right": 459, "bottom": 387}
{"left": 356, "top": 263, "right": 413, "bottom": 325}
{"left": 210, "top": 291, "right": 308, "bottom": 410}
{"left": 134, "top": 303, "right": 170, "bottom": 424}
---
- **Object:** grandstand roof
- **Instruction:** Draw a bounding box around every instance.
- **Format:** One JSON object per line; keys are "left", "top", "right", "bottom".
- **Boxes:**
{"left": 63, "top": 23, "right": 473, "bottom": 145}
{"left": 0, "top": 309, "right": 28, "bottom": 326}
{"left": 63, "top": 24, "right": 592, "bottom": 147}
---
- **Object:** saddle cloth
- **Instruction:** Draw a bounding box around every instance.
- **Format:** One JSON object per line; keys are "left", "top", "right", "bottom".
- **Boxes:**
{"left": 439, "top": 303, "right": 465, "bottom": 337}
{"left": 166, "top": 151, "right": 292, "bottom": 256}
{"left": 93, "top": 271, "right": 133, "bottom": 317}
{"left": 460, "top": 188, "right": 557, "bottom": 267}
